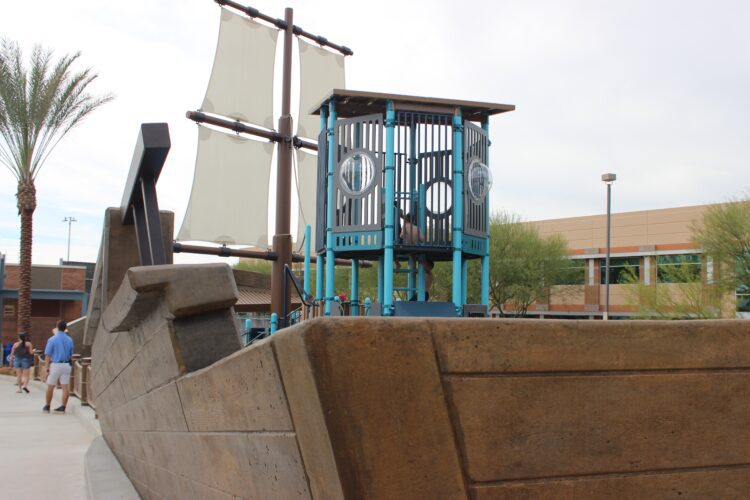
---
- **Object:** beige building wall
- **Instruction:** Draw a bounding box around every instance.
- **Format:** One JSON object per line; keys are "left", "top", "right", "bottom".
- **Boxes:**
{"left": 521, "top": 204, "right": 725, "bottom": 318}
{"left": 528, "top": 204, "right": 708, "bottom": 251}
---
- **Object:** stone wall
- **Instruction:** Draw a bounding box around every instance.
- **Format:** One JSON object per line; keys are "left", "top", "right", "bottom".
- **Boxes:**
{"left": 90, "top": 263, "right": 750, "bottom": 499}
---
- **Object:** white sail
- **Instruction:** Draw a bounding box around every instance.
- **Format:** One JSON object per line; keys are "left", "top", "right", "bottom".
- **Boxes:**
{"left": 178, "top": 127, "right": 273, "bottom": 247}
{"left": 295, "top": 149, "right": 319, "bottom": 251}
{"left": 297, "top": 40, "right": 345, "bottom": 139}
{"left": 202, "top": 8, "right": 278, "bottom": 129}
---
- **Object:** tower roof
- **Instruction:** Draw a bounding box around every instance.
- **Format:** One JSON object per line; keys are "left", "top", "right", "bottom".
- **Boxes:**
{"left": 311, "top": 89, "right": 515, "bottom": 122}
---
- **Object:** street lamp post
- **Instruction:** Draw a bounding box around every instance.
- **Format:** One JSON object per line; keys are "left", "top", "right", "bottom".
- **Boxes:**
{"left": 62, "top": 216, "right": 77, "bottom": 262}
{"left": 601, "top": 173, "right": 616, "bottom": 320}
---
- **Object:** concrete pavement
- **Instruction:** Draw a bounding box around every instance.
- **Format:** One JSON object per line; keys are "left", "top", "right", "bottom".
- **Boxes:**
{"left": 0, "top": 375, "right": 99, "bottom": 499}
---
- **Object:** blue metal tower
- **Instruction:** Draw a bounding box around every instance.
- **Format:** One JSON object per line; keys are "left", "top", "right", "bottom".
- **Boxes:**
{"left": 311, "top": 90, "right": 514, "bottom": 317}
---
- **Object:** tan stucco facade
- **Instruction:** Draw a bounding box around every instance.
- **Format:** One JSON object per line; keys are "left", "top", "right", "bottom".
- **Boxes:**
{"left": 523, "top": 204, "right": 727, "bottom": 318}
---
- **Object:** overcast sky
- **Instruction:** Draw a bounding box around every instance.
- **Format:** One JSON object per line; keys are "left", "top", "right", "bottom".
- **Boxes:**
{"left": 1, "top": 0, "right": 749, "bottom": 265}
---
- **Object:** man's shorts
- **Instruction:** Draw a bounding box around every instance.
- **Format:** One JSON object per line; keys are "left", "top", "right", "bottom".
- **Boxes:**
{"left": 47, "top": 362, "right": 71, "bottom": 386}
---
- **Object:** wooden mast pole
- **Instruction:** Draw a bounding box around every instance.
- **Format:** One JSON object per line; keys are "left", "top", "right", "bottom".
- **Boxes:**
{"left": 270, "top": 7, "right": 295, "bottom": 323}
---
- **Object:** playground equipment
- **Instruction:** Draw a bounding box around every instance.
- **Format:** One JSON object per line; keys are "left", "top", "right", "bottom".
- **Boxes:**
{"left": 312, "top": 90, "right": 514, "bottom": 317}
{"left": 119, "top": 0, "right": 515, "bottom": 327}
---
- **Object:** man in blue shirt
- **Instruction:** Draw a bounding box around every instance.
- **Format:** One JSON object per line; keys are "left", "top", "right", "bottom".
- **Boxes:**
{"left": 43, "top": 320, "right": 74, "bottom": 414}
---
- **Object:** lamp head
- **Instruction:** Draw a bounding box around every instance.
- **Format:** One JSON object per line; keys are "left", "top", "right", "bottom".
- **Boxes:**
{"left": 601, "top": 173, "right": 616, "bottom": 183}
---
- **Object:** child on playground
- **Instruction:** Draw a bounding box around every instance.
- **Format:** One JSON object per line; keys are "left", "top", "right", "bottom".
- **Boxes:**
{"left": 400, "top": 213, "right": 434, "bottom": 298}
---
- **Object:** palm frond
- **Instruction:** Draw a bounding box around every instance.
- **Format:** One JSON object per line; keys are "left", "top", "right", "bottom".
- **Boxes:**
{"left": 0, "top": 38, "right": 112, "bottom": 183}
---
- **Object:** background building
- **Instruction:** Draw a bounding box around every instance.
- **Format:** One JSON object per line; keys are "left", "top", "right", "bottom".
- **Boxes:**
{"left": 0, "top": 254, "right": 88, "bottom": 345}
{"left": 522, "top": 204, "right": 747, "bottom": 319}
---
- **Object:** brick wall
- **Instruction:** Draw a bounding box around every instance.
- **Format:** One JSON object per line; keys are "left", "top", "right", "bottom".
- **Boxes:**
{"left": 1, "top": 264, "right": 85, "bottom": 345}
{"left": 4, "top": 265, "right": 19, "bottom": 288}
{"left": 61, "top": 267, "right": 86, "bottom": 291}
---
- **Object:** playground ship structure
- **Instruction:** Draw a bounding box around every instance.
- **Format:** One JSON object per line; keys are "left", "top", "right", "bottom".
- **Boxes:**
{"left": 177, "top": 1, "right": 514, "bottom": 325}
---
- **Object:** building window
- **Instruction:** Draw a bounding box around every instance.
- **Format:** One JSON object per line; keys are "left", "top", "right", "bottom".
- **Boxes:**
{"left": 600, "top": 257, "right": 640, "bottom": 285}
{"left": 556, "top": 259, "right": 585, "bottom": 285}
{"left": 3, "top": 304, "right": 14, "bottom": 317}
{"left": 738, "top": 285, "right": 750, "bottom": 313}
{"left": 657, "top": 254, "right": 701, "bottom": 283}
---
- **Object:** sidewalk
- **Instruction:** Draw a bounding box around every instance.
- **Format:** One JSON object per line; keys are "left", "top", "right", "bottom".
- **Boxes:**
{"left": 0, "top": 374, "right": 99, "bottom": 499}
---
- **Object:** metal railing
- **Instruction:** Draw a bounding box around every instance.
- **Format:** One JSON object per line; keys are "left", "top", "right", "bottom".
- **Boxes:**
{"left": 283, "top": 264, "right": 317, "bottom": 328}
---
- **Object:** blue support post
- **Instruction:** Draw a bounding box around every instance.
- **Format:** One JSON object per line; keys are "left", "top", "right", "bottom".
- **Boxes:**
{"left": 364, "top": 297, "right": 371, "bottom": 316}
{"left": 304, "top": 224, "right": 311, "bottom": 299}
{"left": 481, "top": 117, "right": 490, "bottom": 306}
{"left": 351, "top": 259, "right": 359, "bottom": 316}
{"left": 316, "top": 108, "right": 327, "bottom": 306}
{"left": 325, "top": 100, "right": 337, "bottom": 315}
{"left": 418, "top": 184, "right": 426, "bottom": 301}
{"left": 407, "top": 257, "right": 415, "bottom": 299}
{"left": 316, "top": 255, "right": 323, "bottom": 301}
{"left": 377, "top": 257, "right": 384, "bottom": 306}
{"left": 409, "top": 125, "right": 417, "bottom": 215}
{"left": 452, "top": 109, "right": 464, "bottom": 313}
{"left": 270, "top": 313, "right": 278, "bottom": 334}
{"left": 383, "top": 100, "right": 396, "bottom": 315}
{"left": 462, "top": 258, "right": 468, "bottom": 306}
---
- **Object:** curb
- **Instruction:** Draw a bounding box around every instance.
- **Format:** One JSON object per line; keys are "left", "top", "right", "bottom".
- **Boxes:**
{"left": 85, "top": 436, "right": 141, "bottom": 500}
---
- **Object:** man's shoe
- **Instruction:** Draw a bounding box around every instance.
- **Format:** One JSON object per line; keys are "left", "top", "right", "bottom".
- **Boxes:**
{"left": 53, "top": 406, "right": 66, "bottom": 414}
{"left": 42, "top": 405, "right": 50, "bottom": 413}
{"left": 22, "top": 387, "right": 29, "bottom": 393}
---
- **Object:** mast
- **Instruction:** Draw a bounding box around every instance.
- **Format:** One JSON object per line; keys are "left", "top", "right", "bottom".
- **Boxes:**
{"left": 271, "top": 7, "right": 295, "bottom": 322}
{"left": 185, "top": 1, "right": 352, "bottom": 327}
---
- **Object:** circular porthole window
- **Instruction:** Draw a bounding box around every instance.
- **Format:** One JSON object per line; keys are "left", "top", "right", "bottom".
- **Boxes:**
{"left": 468, "top": 160, "right": 492, "bottom": 202}
{"left": 425, "top": 182, "right": 453, "bottom": 215}
{"left": 339, "top": 151, "right": 376, "bottom": 196}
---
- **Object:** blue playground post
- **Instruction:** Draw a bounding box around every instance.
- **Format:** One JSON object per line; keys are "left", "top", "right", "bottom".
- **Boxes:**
{"left": 325, "top": 100, "right": 337, "bottom": 315}
{"left": 270, "top": 313, "right": 278, "bottom": 334}
{"left": 407, "top": 257, "right": 415, "bottom": 298}
{"left": 377, "top": 257, "right": 384, "bottom": 305}
{"left": 451, "top": 109, "right": 464, "bottom": 312}
{"left": 462, "top": 258, "right": 468, "bottom": 305}
{"left": 316, "top": 108, "right": 327, "bottom": 305}
{"left": 383, "top": 100, "right": 396, "bottom": 315}
{"left": 316, "top": 255, "right": 324, "bottom": 302}
{"left": 481, "top": 117, "right": 490, "bottom": 306}
{"left": 304, "top": 224, "right": 311, "bottom": 299}
{"left": 418, "top": 184, "right": 426, "bottom": 300}
{"left": 364, "top": 296, "right": 371, "bottom": 315}
{"left": 351, "top": 259, "right": 359, "bottom": 316}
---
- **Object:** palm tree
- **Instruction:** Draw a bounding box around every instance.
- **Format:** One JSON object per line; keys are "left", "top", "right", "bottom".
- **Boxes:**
{"left": 0, "top": 39, "right": 112, "bottom": 335}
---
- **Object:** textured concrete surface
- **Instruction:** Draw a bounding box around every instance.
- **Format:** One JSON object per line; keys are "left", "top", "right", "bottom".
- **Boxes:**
{"left": 84, "top": 208, "right": 174, "bottom": 346}
{"left": 88, "top": 258, "right": 750, "bottom": 499}
{"left": 92, "top": 264, "right": 310, "bottom": 499}
{"left": 86, "top": 436, "right": 140, "bottom": 500}
{"left": 0, "top": 376, "right": 98, "bottom": 499}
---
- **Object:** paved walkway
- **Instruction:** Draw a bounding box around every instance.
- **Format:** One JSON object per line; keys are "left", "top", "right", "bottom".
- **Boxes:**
{"left": 0, "top": 375, "right": 99, "bottom": 499}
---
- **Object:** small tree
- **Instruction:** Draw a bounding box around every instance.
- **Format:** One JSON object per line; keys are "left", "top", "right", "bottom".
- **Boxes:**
{"left": 624, "top": 261, "right": 723, "bottom": 319}
{"left": 490, "top": 213, "right": 571, "bottom": 316}
{"left": 432, "top": 212, "right": 572, "bottom": 316}
{"left": 691, "top": 197, "right": 750, "bottom": 307}
{"left": 0, "top": 39, "right": 111, "bottom": 334}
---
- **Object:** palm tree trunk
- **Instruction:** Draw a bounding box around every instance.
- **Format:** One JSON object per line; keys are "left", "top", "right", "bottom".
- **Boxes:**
{"left": 16, "top": 181, "right": 36, "bottom": 335}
